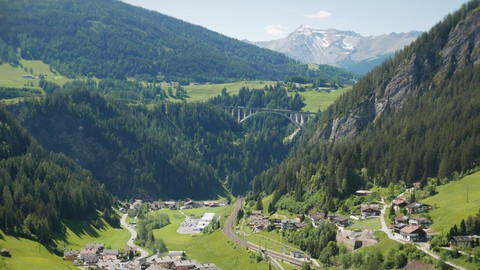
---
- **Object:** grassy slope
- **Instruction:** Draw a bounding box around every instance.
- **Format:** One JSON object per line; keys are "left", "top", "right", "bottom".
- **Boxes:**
{"left": 183, "top": 81, "right": 275, "bottom": 102}
{"left": 422, "top": 171, "right": 480, "bottom": 233}
{"left": 153, "top": 207, "right": 269, "bottom": 270}
{"left": 261, "top": 194, "right": 273, "bottom": 216}
{"left": 0, "top": 60, "right": 69, "bottom": 89}
{"left": 349, "top": 217, "right": 382, "bottom": 230}
{"left": 0, "top": 214, "right": 129, "bottom": 269}
{"left": 0, "top": 231, "right": 77, "bottom": 270}
{"left": 183, "top": 81, "right": 351, "bottom": 113}
{"left": 360, "top": 231, "right": 402, "bottom": 254}
{"left": 296, "top": 87, "right": 351, "bottom": 112}
{"left": 57, "top": 217, "right": 130, "bottom": 251}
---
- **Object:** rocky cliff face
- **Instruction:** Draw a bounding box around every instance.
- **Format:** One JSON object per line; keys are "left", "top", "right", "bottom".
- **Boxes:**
{"left": 311, "top": 7, "right": 480, "bottom": 143}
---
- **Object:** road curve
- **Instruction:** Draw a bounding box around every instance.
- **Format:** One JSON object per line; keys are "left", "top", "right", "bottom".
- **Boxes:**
{"left": 120, "top": 214, "right": 149, "bottom": 260}
{"left": 223, "top": 198, "right": 307, "bottom": 268}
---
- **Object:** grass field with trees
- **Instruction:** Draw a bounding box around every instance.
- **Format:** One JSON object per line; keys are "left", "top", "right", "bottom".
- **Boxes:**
{"left": 0, "top": 230, "right": 78, "bottom": 270}
{"left": 152, "top": 206, "right": 269, "bottom": 270}
{"left": 422, "top": 171, "right": 480, "bottom": 233}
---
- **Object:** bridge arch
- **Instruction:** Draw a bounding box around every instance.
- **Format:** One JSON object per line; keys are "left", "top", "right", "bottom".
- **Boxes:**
{"left": 239, "top": 110, "right": 303, "bottom": 129}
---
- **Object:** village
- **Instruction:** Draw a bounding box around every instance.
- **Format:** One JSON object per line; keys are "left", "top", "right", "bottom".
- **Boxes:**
{"left": 63, "top": 243, "right": 219, "bottom": 270}
{"left": 59, "top": 190, "right": 479, "bottom": 269}
{"left": 245, "top": 188, "right": 479, "bottom": 256}
{"left": 60, "top": 198, "right": 227, "bottom": 270}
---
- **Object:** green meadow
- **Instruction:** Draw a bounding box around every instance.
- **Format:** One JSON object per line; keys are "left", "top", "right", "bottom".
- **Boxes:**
{"left": 57, "top": 217, "right": 130, "bottom": 251}
{"left": 0, "top": 60, "right": 69, "bottom": 89}
{"left": 348, "top": 217, "right": 382, "bottom": 230}
{"left": 152, "top": 206, "right": 269, "bottom": 270}
{"left": 422, "top": 171, "right": 480, "bottom": 233}
{"left": 183, "top": 81, "right": 275, "bottom": 102}
{"left": 0, "top": 213, "right": 130, "bottom": 270}
{"left": 296, "top": 87, "right": 351, "bottom": 112}
{"left": 0, "top": 231, "right": 78, "bottom": 270}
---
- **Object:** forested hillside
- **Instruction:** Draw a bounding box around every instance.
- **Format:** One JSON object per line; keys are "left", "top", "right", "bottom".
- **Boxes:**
{"left": 253, "top": 0, "right": 480, "bottom": 213}
{"left": 0, "top": 0, "right": 306, "bottom": 82}
{"left": 16, "top": 81, "right": 306, "bottom": 198}
{"left": 0, "top": 106, "right": 112, "bottom": 245}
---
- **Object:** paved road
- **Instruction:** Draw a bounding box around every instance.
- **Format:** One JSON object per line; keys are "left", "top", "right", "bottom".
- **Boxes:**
{"left": 120, "top": 214, "right": 149, "bottom": 260}
{"left": 380, "top": 199, "right": 467, "bottom": 270}
{"left": 223, "top": 198, "right": 307, "bottom": 268}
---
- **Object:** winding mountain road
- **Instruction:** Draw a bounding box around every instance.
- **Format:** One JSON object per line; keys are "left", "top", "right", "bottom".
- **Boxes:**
{"left": 120, "top": 214, "right": 149, "bottom": 260}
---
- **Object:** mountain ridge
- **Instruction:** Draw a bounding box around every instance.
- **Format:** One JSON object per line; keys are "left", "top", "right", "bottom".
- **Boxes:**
{"left": 254, "top": 25, "right": 422, "bottom": 74}
{"left": 0, "top": 0, "right": 306, "bottom": 82}
{"left": 252, "top": 0, "right": 480, "bottom": 210}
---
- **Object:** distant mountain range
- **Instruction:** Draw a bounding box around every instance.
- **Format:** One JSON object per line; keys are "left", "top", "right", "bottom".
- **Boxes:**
{"left": 254, "top": 25, "right": 422, "bottom": 74}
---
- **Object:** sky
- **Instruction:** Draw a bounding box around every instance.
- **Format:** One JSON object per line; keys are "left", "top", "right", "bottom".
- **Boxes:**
{"left": 121, "top": 0, "right": 469, "bottom": 41}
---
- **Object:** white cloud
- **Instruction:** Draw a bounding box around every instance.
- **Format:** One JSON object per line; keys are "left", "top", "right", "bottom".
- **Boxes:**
{"left": 305, "top": 10, "right": 332, "bottom": 19}
{"left": 265, "top": 24, "right": 288, "bottom": 35}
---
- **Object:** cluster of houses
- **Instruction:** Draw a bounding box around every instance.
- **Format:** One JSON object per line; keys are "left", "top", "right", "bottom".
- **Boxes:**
{"left": 145, "top": 253, "right": 219, "bottom": 270}
{"left": 120, "top": 199, "right": 228, "bottom": 213}
{"left": 389, "top": 197, "right": 433, "bottom": 242}
{"left": 248, "top": 211, "right": 308, "bottom": 232}
{"left": 64, "top": 244, "right": 219, "bottom": 270}
{"left": 309, "top": 212, "right": 352, "bottom": 228}
{"left": 248, "top": 209, "right": 356, "bottom": 233}
{"left": 63, "top": 243, "right": 138, "bottom": 268}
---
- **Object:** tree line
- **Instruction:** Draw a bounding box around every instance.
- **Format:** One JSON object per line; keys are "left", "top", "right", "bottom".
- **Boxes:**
{"left": 14, "top": 80, "right": 310, "bottom": 199}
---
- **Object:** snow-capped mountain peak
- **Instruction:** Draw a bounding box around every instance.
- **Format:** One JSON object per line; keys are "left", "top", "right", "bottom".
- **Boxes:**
{"left": 254, "top": 25, "right": 421, "bottom": 74}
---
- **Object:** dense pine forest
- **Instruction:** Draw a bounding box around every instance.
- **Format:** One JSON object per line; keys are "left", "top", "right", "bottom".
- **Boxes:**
{"left": 253, "top": 0, "right": 480, "bottom": 213}
{"left": 12, "top": 80, "right": 308, "bottom": 199}
{"left": 0, "top": 106, "right": 112, "bottom": 246}
{"left": 0, "top": 0, "right": 308, "bottom": 82}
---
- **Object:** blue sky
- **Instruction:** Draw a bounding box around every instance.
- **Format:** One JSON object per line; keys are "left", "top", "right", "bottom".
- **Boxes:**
{"left": 122, "top": 0, "right": 469, "bottom": 41}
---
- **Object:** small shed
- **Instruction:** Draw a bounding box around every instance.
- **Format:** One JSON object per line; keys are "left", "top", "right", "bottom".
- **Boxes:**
{"left": 0, "top": 248, "right": 11, "bottom": 257}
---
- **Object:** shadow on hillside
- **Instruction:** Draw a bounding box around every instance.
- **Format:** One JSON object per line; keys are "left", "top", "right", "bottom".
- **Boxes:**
{"left": 59, "top": 213, "right": 109, "bottom": 243}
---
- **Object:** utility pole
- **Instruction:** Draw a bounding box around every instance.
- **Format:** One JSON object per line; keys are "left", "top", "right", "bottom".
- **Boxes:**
{"left": 467, "top": 184, "right": 469, "bottom": 203}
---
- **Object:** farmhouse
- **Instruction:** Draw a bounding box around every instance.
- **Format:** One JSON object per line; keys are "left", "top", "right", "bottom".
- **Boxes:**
{"left": 281, "top": 219, "right": 299, "bottom": 230}
{"left": 393, "top": 216, "right": 410, "bottom": 226}
{"left": 356, "top": 190, "right": 372, "bottom": 196}
{"left": 450, "top": 236, "right": 474, "bottom": 248}
{"left": 406, "top": 202, "right": 431, "bottom": 214}
{"left": 392, "top": 198, "right": 407, "bottom": 210}
{"left": 63, "top": 250, "right": 77, "bottom": 261}
{"left": 0, "top": 248, "right": 11, "bottom": 257}
{"left": 399, "top": 225, "right": 426, "bottom": 242}
{"left": 173, "top": 259, "right": 198, "bottom": 270}
{"left": 309, "top": 212, "right": 326, "bottom": 223}
{"left": 165, "top": 201, "right": 178, "bottom": 209}
{"left": 360, "top": 204, "right": 381, "bottom": 218}
{"left": 269, "top": 214, "right": 287, "bottom": 225}
{"left": 408, "top": 217, "right": 432, "bottom": 228}
{"left": 334, "top": 215, "right": 351, "bottom": 228}
{"left": 85, "top": 243, "right": 104, "bottom": 253}
{"left": 249, "top": 212, "right": 269, "bottom": 231}
{"left": 146, "top": 255, "right": 219, "bottom": 270}
{"left": 203, "top": 201, "right": 219, "bottom": 207}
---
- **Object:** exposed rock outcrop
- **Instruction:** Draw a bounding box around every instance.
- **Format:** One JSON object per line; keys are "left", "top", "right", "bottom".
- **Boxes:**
{"left": 311, "top": 6, "right": 480, "bottom": 144}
